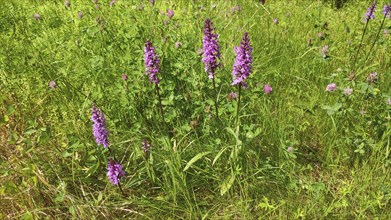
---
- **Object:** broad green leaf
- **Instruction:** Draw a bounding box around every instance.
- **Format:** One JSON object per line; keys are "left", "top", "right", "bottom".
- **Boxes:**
{"left": 220, "top": 173, "right": 236, "bottom": 196}
{"left": 212, "top": 146, "right": 228, "bottom": 166}
{"left": 183, "top": 151, "right": 211, "bottom": 171}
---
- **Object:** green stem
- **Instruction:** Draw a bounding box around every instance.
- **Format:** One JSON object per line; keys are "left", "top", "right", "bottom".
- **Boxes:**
{"left": 363, "top": 15, "right": 386, "bottom": 67}
{"left": 155, "top": 83, "right": 165, "bottom": 123}
{"left": 212, "top": 77, "right": 219, "bottom": 120}
{"left": 352, "top": 20, "right": 369, "bottom": 70}
{"left": 236, "top": 83, "right": 242, "bottom": 129}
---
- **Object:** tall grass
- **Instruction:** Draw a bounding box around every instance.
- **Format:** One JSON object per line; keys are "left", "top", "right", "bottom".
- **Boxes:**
{"left": 0, "top": 0, "right": 390, "bottom": 219}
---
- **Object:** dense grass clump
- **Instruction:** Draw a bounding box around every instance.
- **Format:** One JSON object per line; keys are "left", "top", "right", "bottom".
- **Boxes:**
{"left": 1, "top": 0, "right": 390, "bottom": 219}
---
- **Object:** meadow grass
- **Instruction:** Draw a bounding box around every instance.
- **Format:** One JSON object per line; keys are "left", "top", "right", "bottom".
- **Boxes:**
{"left": 1, "top": 0, "right": 390, "bottom": 219}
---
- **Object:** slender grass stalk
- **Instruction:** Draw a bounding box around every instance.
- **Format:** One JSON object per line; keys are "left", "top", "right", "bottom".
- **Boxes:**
{"left": 363, "top": 15, "right": 386, "bottom": 66}
{"left": 155, "top": 83, "right": 165, "bottom": 123}
{"left": 212, "top": 77, "right": 219, "bottom": 120}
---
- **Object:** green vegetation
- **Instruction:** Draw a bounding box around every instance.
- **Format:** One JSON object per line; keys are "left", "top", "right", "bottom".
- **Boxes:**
{"left": 1, "top": 0, "right": 390, "bottom": 219}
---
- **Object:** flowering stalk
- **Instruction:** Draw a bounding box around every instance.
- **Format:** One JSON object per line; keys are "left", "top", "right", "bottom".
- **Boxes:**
{"left": 352, "top": 1, "right": 376, "bottom": 68}
{"left": 363, "top": 3, "right": 390, "bottom": 66}
{"left": 144, "top": 40, "right": 165, "bottom": 122}
{"left": 107, "top": 158, "right": 125, "bottom": 195}
{"left": 232, "top": 32, "right": 252, "bottom": 128}
{"left": 202, "top": 18, "right": 221, "bottom": 119}
{"left": 91, "top": 103, "right": 109, "bottom": 148}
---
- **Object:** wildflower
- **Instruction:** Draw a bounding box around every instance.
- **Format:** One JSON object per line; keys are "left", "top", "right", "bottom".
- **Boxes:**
{"left": 190, "top": 120, "right": 198, "bottom": 129}
{"left": 320, "top": 45, "right": 329, "bottom": 58}
{"left": 175, "top": 42, "right": 182, "bottom": 49}
{"left": 318, "top": 32, "right": 326, "bottom": 41}
{"left": 77, "top": 11, "right": 83, "bottom": 19}
{"left": 365, "top": 2, "right": 376, "bottom": 22}
{"left": 141, "top": 139, "right": 151, "bottom": 153}
{"left": 48, "top": 80, "right": 57, "bottom": 89}
{"left": 107, "top": 159, "right": 125, "bottom": 185}
{"left": 109, "top": 0, "right": 117, "bottom": 7}
{"left": 264, "top": 84, "right": 272, "bottom": 94}
{"left": 64, "top": 0, "right": 70, "bottom": 8}
{"left": 227, "top": 92, "right": 238, "bottom": 101}
{"left": 383, "top": 4, "right": 391, "bottom": 18}
{"left": 150, "top": 0, "right": 155, "bottom": 5}
{"left": 230, "top": 5, "right": 241, "bottom": 13}
{"left": 387, "top": 98, "right": 391, "bottom": 105}
{"left": 166, "top": 9, "right": 174, "bottom": 18}
{"left": 232, "top": 32, "right": 253, "bottom": 87}
{"left": 136, "top": 4, "right": 145, "bottom": 11}
{"left": 343, "top": 88, "right": 353, "bottom": 96}
{"left": 366, "top": 72, "right": 378, "bottom": 83}
{"left": 91, "top": 103, "right": 109, "bottom": 148}
{"left": 326, "top": 83, "right": 337, "bottom": 92}
{"left": 273, "top": 18, "right": 279, "bottom": 25}
{"left": 33, "top": 13, "right": 41, "bottom": 20}
{"left": 121, "top": 74, "right": 128, "bottom": 81}
{"left": 144, "top": 40, "right": 160, "bottom": 84}
{"left": 202, "top": 19, "right": 221, "bottom": 79}
{"left": 287, "top": 146, "right": 294, "bottom": 153}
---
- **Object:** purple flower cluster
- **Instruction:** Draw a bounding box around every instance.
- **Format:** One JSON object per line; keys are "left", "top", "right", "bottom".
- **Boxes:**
{"left": 107, "top": 159, "right": 125, "bottom": 185}
{"left": 366, "top": 72, "right": 378, "bottom": 83}
{"left": 144, "top": 40, "right": 160, "bottom": 84}
{"left": 91, "top": 103, "right": 109, "bottom": 148}
{"left": 365, "top": 2, "right": 377, "bottom": 22}
{"left": 383, "top": 4, "right": 391, "bottom": 18}
{"left": 343, "top": 88, "right": 353, "bottom": 96}
{"left": 141, "top": 139, "right": 151, "bottom": 153}
{"left": 264, "top": 84, "right": 272, "bottom": 94}
{"left": 326, "top": 83, "right": 337, "bottom": 92}
{"left": 166, "top": 9, "right": 174, "bottom": 18}
{"left": 33, "top": 13, "right": 41, "bottom": 20}
{"left": 202, "top": 19, "right": 221, "bottom": 79}
{"left": 320, "top": 45, "right": 329, "bottom": 58}
{"left": 232, "top": 32, "right": 252, "bottom": 87}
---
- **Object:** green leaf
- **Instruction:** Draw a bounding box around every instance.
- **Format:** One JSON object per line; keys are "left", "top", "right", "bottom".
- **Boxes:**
{"left": 20, "top": 211, "right": 33, "bottom": 220}
{"left": 69, "top": 206, "right": 76, "bottom": 216}
{"left": 183, "top": 151, "right": 211, "bottom": 171}
{"left": 213, "top": 146, "right": 228, "bottom": 166}
{"left": 220, "top": 173, "right": 236, "bottom": 196}
{"left": 61, "top": 151, "right": 73, "bottom": 158}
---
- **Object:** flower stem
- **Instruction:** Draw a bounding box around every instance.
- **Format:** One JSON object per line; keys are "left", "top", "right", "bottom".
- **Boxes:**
{"left": 155, "top": 83, "right": 165, "bottom": 123}
{"left": 363, "top": 15, "right": 386, "bottom": 67}
{"left": 352, "top": 21, "right": 369, "bottom": 70}
{"left": 117, "top": 177, "right": 125, "bottom": 196}
{"left": 236, "top": 84, "right": 242, "bottom": 129}
{"left": 212, "top": 77, "right": 219, "bottom": 120}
